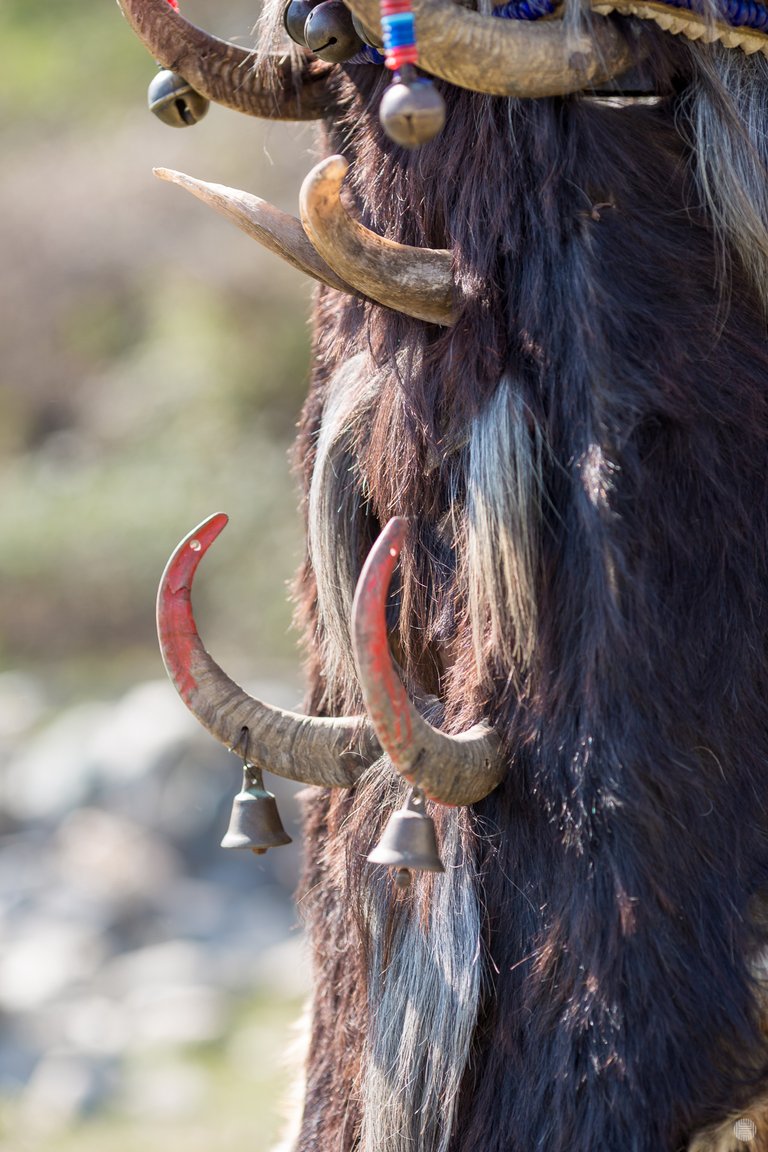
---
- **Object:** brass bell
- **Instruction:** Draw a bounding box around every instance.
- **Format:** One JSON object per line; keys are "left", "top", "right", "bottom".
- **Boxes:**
{"left": 221, "top": 764, "right": 292, "bottom": 855}
{"left": 379, "top": 66, "right": 446, "bottom": 149}
{"left": 147, "top": 69, "right": 210, "bottom": 127}
{"left": 368, "top": 786, "right": 444, "bottom": 889}
{"left": 283, "top": 0, "right": 319, "bottom": 47}
{"left": 303, "top": 0, "right": 363, "bottom": 62}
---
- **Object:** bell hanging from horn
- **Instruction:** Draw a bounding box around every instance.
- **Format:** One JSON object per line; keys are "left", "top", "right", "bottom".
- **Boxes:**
{"left": 221, "top": 762, "right": 292, "bottom": 855}
{"left": 368, "top": 786, "right": 444, "bottom": 889}
{"left": 147, "top": 68, "right": 210, "bottom": 128}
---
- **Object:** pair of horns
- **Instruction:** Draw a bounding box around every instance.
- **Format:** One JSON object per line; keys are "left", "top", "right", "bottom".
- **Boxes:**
{"left": 157, "top": 514, "right": 504, "bottom": 806}
{"left": 120, "top": 0, "right": 640, "bottom": 111}
{"left": 156, "top": 156, "right": 456, "bottom": 326}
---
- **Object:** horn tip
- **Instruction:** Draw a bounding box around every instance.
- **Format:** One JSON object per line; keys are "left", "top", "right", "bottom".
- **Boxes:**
{"left": 183, "top": 512, "right": 230, "bottom": 557}
{"left": 382, "top": 516, "right": 408, "bottom": 550}
{"left": 153, "top": 167, "right": 204, "bottom": 193}
{"left": 318, "top": 154, "right": 350, "bottom": 183}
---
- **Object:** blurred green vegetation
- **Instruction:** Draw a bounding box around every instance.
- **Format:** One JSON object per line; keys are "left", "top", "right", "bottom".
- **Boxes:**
{"left": 1, "top": 994, "right": 304, "bottom": 1152}
{"left": 0, "top": 0, "right": 144, "bottom": 126}
{"left": 0, "top": 2, "right": 316, "bottom": 1145}
{"left": 0, "top": 0, "right": 318, "bottom": 699}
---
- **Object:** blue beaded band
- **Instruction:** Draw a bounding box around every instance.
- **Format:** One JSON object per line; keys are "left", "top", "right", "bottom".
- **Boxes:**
{"left": 493, "top": 0, "right": 768, "bottom": 32}
{"left": 667, "top": 0, "right": 768, "bottom": 28}
{"left": 493, "top": 0, "right": 556, "bottom": 18}
{"left": 348, "top": 44, "right": 386, "bottom": 64}
{"left": 382, "top": 11, "right": 417, "bottom": 47}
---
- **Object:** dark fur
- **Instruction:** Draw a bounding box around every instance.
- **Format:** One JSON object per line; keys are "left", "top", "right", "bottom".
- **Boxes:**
{"left": 267, "top": 20, "right": 768, "bottom": 1152}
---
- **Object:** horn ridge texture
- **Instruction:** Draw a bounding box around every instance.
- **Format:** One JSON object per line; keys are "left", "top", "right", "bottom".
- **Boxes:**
{"left": 118, "top": 0, "right": 335, "bottom": 119}
{"left": 342, "top": 0, "right": 639, "bottom": 96}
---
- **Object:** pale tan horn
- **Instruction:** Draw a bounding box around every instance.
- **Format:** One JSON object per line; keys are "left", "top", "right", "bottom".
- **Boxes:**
{"left": 344, "top": 0, "right": 639, "bottom": 97}
{"left": 158, "top": 514, "right": 379, "bottom": 788}
{"left": 154, "top": 168, "right": 362, "bottom": 298}
{"left": 300, "top": 156, "right": 455, "bottom": 327}
{"left": 352, "top": 518, "right": 506, "bottom": 806}
{"left": 118, "top": 0, "right": 336, "bottom": 119}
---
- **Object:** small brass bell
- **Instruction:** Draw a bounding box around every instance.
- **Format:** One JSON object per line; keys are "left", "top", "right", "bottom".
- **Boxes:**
{"left": 221, "top": 763, "right": 292, "bottom": 855}
{"left": 368, "top": 786, "right": 444, "bottom": 889}
{"left": 283, "top": 0, "right": 319, "bottom": 47}
{"left": 303, "top": 0, "right": 363, "bottom": 62}
{"left": 147, "top": 69, "right": 210, "bottom": 127}
{"left": 379, "top": 66, "right": 446, "bottom": 149}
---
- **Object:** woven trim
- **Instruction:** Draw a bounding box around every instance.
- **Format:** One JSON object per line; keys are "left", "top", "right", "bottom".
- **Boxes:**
{"left": 591, "top": 0, "right": 768, "bottom": 52}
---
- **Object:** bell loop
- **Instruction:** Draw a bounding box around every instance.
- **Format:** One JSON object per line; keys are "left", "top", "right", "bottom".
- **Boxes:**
{"left": 244, "top": 761, "right": 266, "bottom": 792}
{"left": 409, "top": 785, "right": 425, "bottom": 810}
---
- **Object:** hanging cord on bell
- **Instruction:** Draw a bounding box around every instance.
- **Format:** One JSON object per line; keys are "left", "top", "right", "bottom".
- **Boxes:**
{"left": 146, "top": 0, "right": 211, "bottom": 126}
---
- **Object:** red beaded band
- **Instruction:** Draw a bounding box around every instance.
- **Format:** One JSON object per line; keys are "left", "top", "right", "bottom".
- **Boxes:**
{"left": 381, "top": 0, "right": 419, "bottom": 70}
{"left": 385, "top": 46, "right": 419, "bottom": 68}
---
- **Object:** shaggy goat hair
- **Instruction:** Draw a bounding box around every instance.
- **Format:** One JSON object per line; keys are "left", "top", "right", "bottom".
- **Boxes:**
{"left": 248, "top": 6, "right": 768, "bottom": 1151}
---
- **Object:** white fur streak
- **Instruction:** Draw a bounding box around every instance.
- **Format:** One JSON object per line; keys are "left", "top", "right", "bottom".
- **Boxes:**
{"left": 466, "top": 377, "right": 542, "bottom": 681}
{"left": 307, "top": 354, "right": 378, "bottom": 709}
{"left": 691, "top": 47, "right": 768, "bottom": 320}
{"left": 358, "top": 770, "right": 482, "bottom": 1152}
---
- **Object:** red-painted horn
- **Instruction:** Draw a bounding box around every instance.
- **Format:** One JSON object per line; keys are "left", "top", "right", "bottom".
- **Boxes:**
{"left": 352, "top": 517, "right": 505, "bottom": 806}
{"left": 157, "top": 513, "right": 379, "bottom": 787}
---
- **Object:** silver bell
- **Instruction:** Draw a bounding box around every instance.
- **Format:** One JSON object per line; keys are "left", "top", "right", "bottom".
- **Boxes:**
{"left": 379, "top": 66, "right": 445, "bottom": 149}
{"left": 368, "top": 786, "right": 444, "bottom": 888}
{"left": 221, "top": 764, "right": 292, "bottom": 855}
{"left": 147, "top": 69, "right": 210, "bottom": 127}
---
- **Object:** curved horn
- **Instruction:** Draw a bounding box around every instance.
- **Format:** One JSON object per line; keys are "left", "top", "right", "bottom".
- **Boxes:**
{"left": 117, "top": 0, "right": 336, "bottom": 119}
{"left": 352, "top": 517, "right": 505, "bottom": 806}
{"left": 343, "top": 0, "right": 638, "bottom": 97}
{"left": 154, "top": 168, "right": 362, "bottom": 298}
{"left": 300, "top": 156, "right": 455, "bottom": 326}
{"left": 158, "top": 513, "right": 379, "bottom": 787}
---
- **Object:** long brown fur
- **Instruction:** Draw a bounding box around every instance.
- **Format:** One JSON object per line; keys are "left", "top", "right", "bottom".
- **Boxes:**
{"left": 257, "top": 5, "right": 768, "bottom": 1150}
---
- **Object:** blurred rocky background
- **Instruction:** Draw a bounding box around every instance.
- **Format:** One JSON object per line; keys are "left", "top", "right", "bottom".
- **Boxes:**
{"left": 0, "top": 2, "right": 322, "bottom": 1147}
